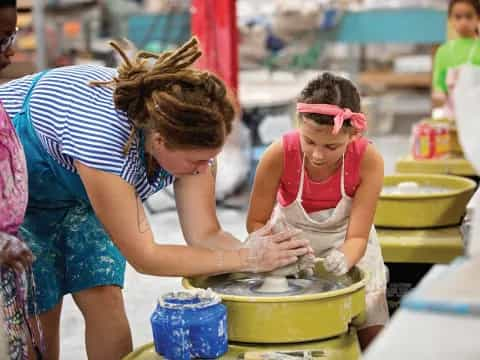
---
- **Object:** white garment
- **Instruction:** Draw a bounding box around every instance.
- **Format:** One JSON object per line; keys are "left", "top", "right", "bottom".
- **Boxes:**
{"left": 443, "top": 40, "right": 480, "bottom": 119}
{"left": 271, "top": 154, "right": 389, "bottom": 328}
{"left": 453, "top": 50, "right": 480, "bottom": 257}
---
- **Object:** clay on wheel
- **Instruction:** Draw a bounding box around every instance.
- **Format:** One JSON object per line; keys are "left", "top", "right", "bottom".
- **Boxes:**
{"left": 256, "top": 276, "right": 290, "bottom": 293}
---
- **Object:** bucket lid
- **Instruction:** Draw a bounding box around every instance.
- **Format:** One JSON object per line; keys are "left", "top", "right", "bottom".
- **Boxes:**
{"left": 158, "top": 288, "right": 221, "bottom": 309}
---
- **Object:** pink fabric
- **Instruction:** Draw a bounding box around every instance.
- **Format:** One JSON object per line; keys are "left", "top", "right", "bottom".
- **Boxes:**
{"left": 297, "top": 103, "right": 367, "bottom": 135}
{"left": 0, "top": 101, "right": 28, "bottom": 235}
{"left": 277, "top": 130, "right": 368, "bottom": 213}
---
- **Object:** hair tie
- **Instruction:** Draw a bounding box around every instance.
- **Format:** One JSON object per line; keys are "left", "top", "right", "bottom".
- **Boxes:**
{"left": 297, "top": 103, "right": 367, "bottom": 135}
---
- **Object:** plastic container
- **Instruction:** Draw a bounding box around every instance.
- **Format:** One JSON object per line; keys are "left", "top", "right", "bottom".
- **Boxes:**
{"left": 411, "top": 121, "right": 450, "bottom": 160}
{"left": 150, "top": 290, "right": 228, "bottom": 360}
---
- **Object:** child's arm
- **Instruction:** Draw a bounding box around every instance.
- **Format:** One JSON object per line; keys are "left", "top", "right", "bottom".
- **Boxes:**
{"left": 432, "top": 44, "right": 448, "bottom": 107}
{"left": 246, "top": 141, "right": 284, "bottom": 233}
{"left": 341, "top": 143, "right": 384, "bottom": 269}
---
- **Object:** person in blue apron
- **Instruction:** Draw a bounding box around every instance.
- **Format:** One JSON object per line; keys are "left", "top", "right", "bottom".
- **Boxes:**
{"left": 247, "top": 72, "right": 389, "bottom": 350}
{"left": 0, "top": 37, "right": 311, "bottom": 359}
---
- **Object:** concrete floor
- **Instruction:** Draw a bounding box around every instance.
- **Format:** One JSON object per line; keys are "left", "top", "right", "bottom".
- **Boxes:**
{"left": 59, "top": 133, "right": 411, "bottom": 358}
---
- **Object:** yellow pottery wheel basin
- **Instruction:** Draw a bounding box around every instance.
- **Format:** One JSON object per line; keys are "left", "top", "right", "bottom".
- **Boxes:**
{"left": 182, "top": 264, "right": 367, "bottom": 344}
{"left": 375, "top": 173, "right": 476, "bottom": 229}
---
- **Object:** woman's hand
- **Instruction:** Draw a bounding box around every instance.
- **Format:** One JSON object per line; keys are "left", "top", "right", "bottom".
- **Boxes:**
{"left": 241, "top": 222, "right": 311, "bottom": 273}
{"left": 0, "top": 232, "right": 33, "bottom": 272}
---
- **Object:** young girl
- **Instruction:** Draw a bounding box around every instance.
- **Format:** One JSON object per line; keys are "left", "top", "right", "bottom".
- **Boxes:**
{"left": 247, "top": 72, "right": 388, "bottom": 349}
{"left": 432, "top": 0, "right": 480, "bottom": 114}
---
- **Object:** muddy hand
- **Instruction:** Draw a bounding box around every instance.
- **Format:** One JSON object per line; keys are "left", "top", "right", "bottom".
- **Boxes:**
{"left": 323, "top": 249, "right": 349, "bottom": 276}
{"left": 242, "top": 222, "right": 310, "bottom": 273}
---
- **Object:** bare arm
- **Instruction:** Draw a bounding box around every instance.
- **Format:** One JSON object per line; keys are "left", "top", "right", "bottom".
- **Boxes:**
{"left": 246, "top": 141, "right": 284, "bottom": 233}
{"left": 341, "top": 144, "right": 384, "bottom": 269}
{"left": 76, "top": 160, "right": 305, "bottom": 276}
{"left": 174, "top": 162, "right": 243, "bottom": 250}
{"left": 432, "top": 45, "right": 448, "bottom": 108}
{"left": 76, "top": 161, "right": 246, "bottom": 277}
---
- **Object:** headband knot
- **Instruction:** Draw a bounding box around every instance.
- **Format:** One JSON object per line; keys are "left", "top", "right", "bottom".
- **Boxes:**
{"left": 296, "top": 103, "right": 367, "bottom": 135}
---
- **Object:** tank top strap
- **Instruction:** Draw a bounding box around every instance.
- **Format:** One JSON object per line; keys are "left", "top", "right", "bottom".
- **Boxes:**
{"left": 281, "top": 130, "right": 303, "bottom": 198}
{"left": 296, "top": 155, "right": 306, "bottom": 202}
{"left": 281, "top": 131, "right": 302, "bottom": 168}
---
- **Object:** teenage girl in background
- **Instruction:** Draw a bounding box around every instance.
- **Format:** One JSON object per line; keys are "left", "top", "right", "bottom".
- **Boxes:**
{"left": 432, "top": 0, "right": 480, "bottom": 116}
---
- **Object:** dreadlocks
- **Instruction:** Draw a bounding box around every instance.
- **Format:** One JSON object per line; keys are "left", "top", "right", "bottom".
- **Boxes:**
{"left": 91, "top": 37, "right": 235, "bottom": 158}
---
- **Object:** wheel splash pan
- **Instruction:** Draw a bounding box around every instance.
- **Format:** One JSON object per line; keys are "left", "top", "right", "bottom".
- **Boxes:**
{"left": 182, "top": 264, "right": 367, "bottom": 344}
{"left": 375, "top": 173, "right": 476, "bottom": 229}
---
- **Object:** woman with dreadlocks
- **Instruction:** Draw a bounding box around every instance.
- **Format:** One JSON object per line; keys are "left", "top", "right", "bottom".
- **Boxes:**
{"left": 0, "top": 37, "right": 312, "bottom": 359}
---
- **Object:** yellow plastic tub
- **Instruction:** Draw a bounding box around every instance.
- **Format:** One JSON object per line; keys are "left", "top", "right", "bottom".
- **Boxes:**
{"left": 375, "top": 173, "right": 476, "bottom": 228}
{"left": 182, "top": 264, "right": 367, "bottom": 344}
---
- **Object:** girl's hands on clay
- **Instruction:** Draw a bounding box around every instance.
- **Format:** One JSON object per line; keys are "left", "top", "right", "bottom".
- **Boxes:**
{"left": 0, "top": 232, "right": 33, "bottom": 272}
{"left": 242, "top": 222, "right": 311, "bottom": 273}
{"left": 323, "top": 248, "right": 349, "bottom": 276}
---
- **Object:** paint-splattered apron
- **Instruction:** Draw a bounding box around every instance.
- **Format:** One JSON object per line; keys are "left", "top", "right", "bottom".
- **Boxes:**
{"left": 272, "top": 155, "right": 389, "bottom": 328}
{"left": 11, "top": 71, "right": 126, "bottom": 315}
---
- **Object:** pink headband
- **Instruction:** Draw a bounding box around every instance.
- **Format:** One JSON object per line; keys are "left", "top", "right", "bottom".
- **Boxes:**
{"left": 296, "top": 103, "right": 367, "bottom": 135}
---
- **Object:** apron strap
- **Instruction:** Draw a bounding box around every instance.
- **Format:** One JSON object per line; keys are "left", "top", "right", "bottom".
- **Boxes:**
{"left": 296, "top": 155, "right": 306, "bottom": 202}
{"left": 296, "top": 153, "right": 347, "bottom": 201}
{"left": 339, "top": 153, "right": 347, "bottom": 198}
{"left": 18, "top": 70, "right": 49, "bottom": 116}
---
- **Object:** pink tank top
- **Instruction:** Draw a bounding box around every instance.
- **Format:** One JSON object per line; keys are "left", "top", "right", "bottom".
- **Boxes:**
{"left": 0, "top": 101, "right": 28, "bottom": 235}
{"left": 277, "top": 130, "right": 368, "bottom": 213}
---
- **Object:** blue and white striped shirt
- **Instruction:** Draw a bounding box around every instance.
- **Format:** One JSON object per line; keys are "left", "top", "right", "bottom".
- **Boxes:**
{"left": 0, "top": 65, "right": 174, "bottom": 201}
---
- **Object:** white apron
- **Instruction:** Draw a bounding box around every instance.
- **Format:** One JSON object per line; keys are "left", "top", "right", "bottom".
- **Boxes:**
{"left": 272, "top": 155, "right": 389, "bottom": 328}
{"left": 443, "top": 39, "right": 480, "bottom": 119}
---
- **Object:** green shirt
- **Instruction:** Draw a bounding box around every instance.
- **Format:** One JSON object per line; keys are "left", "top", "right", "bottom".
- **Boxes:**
{"left": 433, "top": 37, "right": 480, "bottom": 93}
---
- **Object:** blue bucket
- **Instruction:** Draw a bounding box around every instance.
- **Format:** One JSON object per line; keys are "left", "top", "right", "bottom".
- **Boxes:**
{"left": 150, "top": 289, "right": 228, "bottom": 360}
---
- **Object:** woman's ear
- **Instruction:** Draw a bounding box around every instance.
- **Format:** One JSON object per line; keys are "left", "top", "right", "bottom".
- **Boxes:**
{"left": 150, "top": 132, "right": 167, "bottom": 153}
